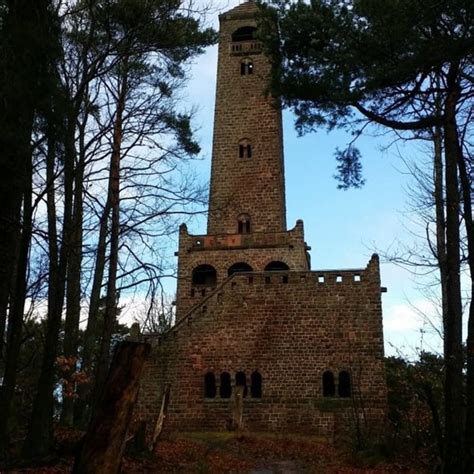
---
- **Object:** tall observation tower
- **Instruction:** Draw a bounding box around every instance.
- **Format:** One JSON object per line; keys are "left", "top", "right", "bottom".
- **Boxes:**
{"left": 136, "top": 1, "right": 387, "bottom": 438}
{"left": 175, "top": 0, "right": 310, "bottom": 320}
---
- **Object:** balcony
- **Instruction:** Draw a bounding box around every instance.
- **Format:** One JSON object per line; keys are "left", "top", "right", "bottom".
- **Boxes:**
{"left": 230, "top": 40, "right": 262, "bottom": 56}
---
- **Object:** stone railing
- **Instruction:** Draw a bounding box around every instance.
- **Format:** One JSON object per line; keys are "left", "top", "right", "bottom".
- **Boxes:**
{"left": 189, "top": 230, "right": 298, "bottom": 251}
{"left": 230, "top": 40, "right": 262, "bottom": 55}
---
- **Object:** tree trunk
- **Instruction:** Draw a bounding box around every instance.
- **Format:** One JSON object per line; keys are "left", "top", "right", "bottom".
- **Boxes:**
{"left": 73, "top": 341, "right": 150, "bottom": 474}
{"left": 0, "top": 0, "right": 49, "bottom": 366}
{"left": 457, "top": 137, "right": 474, "bottom": 474}
{"left": 91, "top": 70, "right": 127, "bottom": 410}
{"left": 23, "top": 115, "right": 74, "bottom": 460}
{"left": 74, "top": 200, "right": 110, "bottom": 426}
{"left": 442, "top": 69, "right": 464, "bottom": 473}
{"left": 0, "top": 147, "right": 33, "bottom": 463}
{"left": 433, "top": 125, "right": 448, "bottom": 360}
{"left": 61, "top": 142, "right": 85, "bottom": 427}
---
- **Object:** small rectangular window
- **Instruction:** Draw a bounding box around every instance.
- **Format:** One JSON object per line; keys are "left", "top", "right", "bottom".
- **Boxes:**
{"left": 247, "top": 145, "right": 252, "bottom": 158}
{"left": 239, "top": 144, "right": 244, "bottom": 158}
{"left": 240, "top": 62, "right": 246, "bottom": 75}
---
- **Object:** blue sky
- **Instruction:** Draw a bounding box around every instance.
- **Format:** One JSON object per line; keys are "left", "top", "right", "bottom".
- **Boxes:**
{"left": 131, "top": 0, "right": 445, "bottom": 358}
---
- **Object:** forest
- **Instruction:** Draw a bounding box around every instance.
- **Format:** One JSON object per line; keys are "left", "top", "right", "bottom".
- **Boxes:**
{"left": 0, "top": 0, "right": 215, "bottom": 467}
{"left": 0, "top": 0, "right": 473, "bottom": 472}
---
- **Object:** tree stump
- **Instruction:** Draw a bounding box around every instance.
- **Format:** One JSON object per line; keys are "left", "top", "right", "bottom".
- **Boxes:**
{"left": 73, "top": 341, "right": 150, "bottom": 474}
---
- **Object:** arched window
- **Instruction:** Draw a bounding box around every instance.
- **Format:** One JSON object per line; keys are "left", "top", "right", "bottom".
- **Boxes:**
{"left": 237, "top": 213, "right": 251, "bottom": 233}
{"left": 264, "top": 261, "right": 290, "bottom": 272}
{"left": 240, "top": 58, "right": 254, "bottom": 75}
{"left": 192, "top": 264, "right": 217, "bottom": 286}
{"left": 204, "top": 372, "right": 216, "bottom": 398}
{"left": 232, "top": 26, "right": 257, "bottom": 42}
{"left": 236, "top": 371, "right": 248, "bottom": 398}
{"left": 338, "top": 371, "right": 351, "bottom": 398}
{"left": 220, "top": 372, "right": 232, "bottom": 399}
{"left": 322, "top": 371, "right": 335, "bottom": 397}
{"left": 239, "top": 139, "right": 252, "bottom": 159}
{"left": 228, "top": 262, "right": 253, "bottom": 276}
{"left": 251, "top": 371, "right": 262, "bottom": 398}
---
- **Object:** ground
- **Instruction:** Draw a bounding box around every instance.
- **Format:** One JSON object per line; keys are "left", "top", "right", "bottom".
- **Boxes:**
{"left": 4, "top": 430, "right": 430, "bottom": 473}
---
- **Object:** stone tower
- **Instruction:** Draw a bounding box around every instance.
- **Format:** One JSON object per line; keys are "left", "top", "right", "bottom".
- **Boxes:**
{"left": 208, "top": 0, "right": 286, "bottom": 234}
{"left": 137, "top": 1, "right": 387, "bottom": 437}
{"left": 175, "top": 0, "right": 309, "bottom": 320}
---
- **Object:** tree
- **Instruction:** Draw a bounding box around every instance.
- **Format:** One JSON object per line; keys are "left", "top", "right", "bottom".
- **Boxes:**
{"left": 258, "top": 0, "right": 473, "bottom": 471}
{"left": 386, "top": 352, "right": 444, "bottom": 465}
{"left": 18, "top": 0, "right": 215, "bottom": 459}
{"left": 0, "top": 0, "right": 61, "bottom": 462}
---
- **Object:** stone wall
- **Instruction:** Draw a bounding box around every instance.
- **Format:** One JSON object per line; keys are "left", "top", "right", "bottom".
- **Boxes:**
{"left": 175, "top": 221, "right": 309, "bottom": 319}
{"left": 137, "top": 255, "right": 387, "bottom": 438}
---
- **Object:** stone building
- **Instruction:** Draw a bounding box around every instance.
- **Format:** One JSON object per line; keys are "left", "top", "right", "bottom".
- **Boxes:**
{"left": 138, "top": 0, "right": 387, "bottom": 437}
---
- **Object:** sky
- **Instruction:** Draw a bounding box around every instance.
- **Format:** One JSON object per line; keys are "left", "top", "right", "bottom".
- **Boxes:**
{"left": 126, "top": 0, "right": 446, "bottom": 358}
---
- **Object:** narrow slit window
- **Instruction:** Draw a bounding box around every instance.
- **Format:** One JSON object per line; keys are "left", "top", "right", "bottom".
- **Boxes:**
{"left": 236, "top": 371, "right": 248, "bottom": 397}
{"left": 237, "top": 214, "right": 251, "bottom": 234}
{"left": 204, "top": 372, "right": 216, "bottom": 398}
{"left": 251, "top": 371, "right": 262, "bottom": 398}
{"left": 338, "top": 371, "right": 351, "bottom": 398}
{"left": 323, "top": 371, "right": 335, "bottom": 397}
{"left": 238, "top": 139, "right": 252, "bottom": 159}
{"left": 220, "top": 372, "right": 232, "bottom": 399}
{"left": 240, "top": 59, "right": 254, "bottom": 75}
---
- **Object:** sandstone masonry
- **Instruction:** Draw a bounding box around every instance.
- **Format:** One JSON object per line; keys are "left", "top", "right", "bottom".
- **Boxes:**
{"left": 137, "top": 0, "right": 387, "bottom": 438}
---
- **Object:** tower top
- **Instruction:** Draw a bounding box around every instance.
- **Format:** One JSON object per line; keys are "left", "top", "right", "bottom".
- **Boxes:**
{"left": 220, "top": 1, "right": 258, "bottom": 20}
{"left": 208, "top": 0, "right": 287, "bottom": 235}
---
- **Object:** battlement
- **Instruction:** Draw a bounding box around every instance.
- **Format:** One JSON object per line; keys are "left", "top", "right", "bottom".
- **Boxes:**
{"left": 167, "top": 254, "right": 381, "bottom": 337}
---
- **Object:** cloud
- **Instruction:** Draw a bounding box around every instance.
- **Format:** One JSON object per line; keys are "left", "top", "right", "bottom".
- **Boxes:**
{"left": 384, "top": 298, "right": 439, "bottom": 333}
